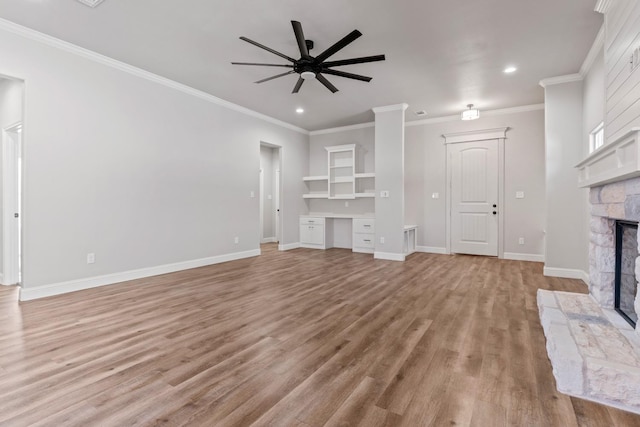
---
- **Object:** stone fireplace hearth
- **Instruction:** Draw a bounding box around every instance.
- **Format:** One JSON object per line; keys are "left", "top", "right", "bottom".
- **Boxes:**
{"left": 539, "top": 130, "right": 640, "bottom": 414}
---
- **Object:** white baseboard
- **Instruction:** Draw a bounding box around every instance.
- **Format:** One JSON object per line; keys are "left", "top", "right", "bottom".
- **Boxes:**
{"left": 503, "top": 252, "right": 545, "bottom": 262}
{"left": 374, "top": 252, "right": 406, "bottom": 262}
{"left": 19, "top": 249, "right": 261, "bottom": 301}
{"left": 261, "top": 237, "right": 277, "bottom": 244}
{"left": 416, "top": 246, "right": 448, "bottom": 254}
{"left": 544, "top": 267, "right": 589, "bottom": 284}
{"left": 278, "top": 242, "right": 300, "bottom": 251}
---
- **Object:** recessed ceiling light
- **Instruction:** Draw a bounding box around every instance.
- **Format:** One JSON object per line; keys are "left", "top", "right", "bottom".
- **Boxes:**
{"left": 296, "top": 108, "right": 304, "bottom": 114}
{"left": 504, "top": 66, "right": 517, "bottom": 74}
{"left": 415, "top": 110, "right": 427, "bottom": 117}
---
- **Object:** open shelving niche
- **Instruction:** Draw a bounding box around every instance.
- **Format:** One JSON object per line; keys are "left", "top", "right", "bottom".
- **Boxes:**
{"left": 303, "top": 144, "right": 375, "bottom": 199}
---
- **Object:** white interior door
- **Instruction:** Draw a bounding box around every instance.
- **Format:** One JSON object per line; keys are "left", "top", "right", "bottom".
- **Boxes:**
{"left": 450, "top": 139, "right": 499, "bottom": 256}
{"left": 3, "top": 123, "right": 22, "bottom": 285}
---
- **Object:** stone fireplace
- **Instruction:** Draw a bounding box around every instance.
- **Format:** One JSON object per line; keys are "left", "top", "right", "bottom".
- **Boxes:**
{"left": 537, "top": 129, "right": 640, "bottom": 414}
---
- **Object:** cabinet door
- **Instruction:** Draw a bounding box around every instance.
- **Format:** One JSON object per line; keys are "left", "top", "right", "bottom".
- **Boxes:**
{"left": 307, "top": 225, "right": 324, "bottom": 245}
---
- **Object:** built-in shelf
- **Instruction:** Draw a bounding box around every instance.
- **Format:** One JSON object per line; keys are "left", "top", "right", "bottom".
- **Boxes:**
{"left": 302, "top": 193, "right": 329, "bottom": 199}
{"left": 354, "top": 172, "right": 375, "bottom": 179}
{"left": 330, "top": 165, "right": 353, "bottom": 169}
{"left": 331, "top": 177, "right": 354, "bottom": 184}
{"left": 355, "top": 192, "right": 375, "bottom": 198}
{"left": 303, "top": 175, "right": 329, "bottom": 182}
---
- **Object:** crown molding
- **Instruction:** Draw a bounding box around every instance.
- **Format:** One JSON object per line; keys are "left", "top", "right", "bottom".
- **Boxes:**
{"left": 0, "top": 18, "right": 309, "bottom": 135}
{"left": 579, "top": 24, "right": 605, "bottom": 76}
{"left": 595, "top": 0, "right": 614, "bottom": 14}
{"left": 309, "top": 121, "right": 375, "bottom": 136}
{"left": 372, "top": 103, "right": 409, "bottom": 114}
{"left": 539, "top": 73, "right": 583, "bottom": 88}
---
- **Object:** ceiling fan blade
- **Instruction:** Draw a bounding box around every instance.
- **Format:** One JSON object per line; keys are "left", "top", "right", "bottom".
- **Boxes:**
{"left": 292, "top": 21, "right": 310, "bottom": 58}
{"left": 314, "top": 30, "right": 362, "bottom": 63}
{"left": 231, "top": 62, "right": 294, "bottom": 67}
{"left": 321, "top": 54, "right": 386, "bottom": 68}
{"left": 239, "top": 36, "right": 296, "bottom": 62}
{"left": 316, "top": 73, "right": 339, "bottom": 93}
{"left": 255, "top": 71, "right": 295, "bottom": 84}
{"left": 321, "top": 68, "right": 372, "bottom": 82}
{"left": 292, "top": 77, "right": 304, "bottom": 93}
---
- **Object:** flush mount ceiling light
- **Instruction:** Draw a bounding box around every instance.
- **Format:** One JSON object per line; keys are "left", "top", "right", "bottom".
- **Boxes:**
{"left": 504, "top": 66, "right": 517, "bottom": 74}
{"left": 76, "top": 0, "right": 106, "bottom": 7}
{"left": 461, "top": 104, "right": 480, "bottom": 121}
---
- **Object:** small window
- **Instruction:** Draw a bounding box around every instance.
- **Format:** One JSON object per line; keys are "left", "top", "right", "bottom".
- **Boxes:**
{"left": 590, "top": 122, "right": 604, "bottom": 153}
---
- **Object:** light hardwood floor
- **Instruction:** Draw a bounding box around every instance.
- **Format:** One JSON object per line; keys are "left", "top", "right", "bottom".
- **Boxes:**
{"left": 1, "top": 244, "right": 639, "bottom": 426}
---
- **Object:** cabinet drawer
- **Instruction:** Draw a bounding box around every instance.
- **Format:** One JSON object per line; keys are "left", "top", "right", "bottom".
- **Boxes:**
{"left": 300, "top": 217, "right": 325, "bottom": 226}
{"left": 353, "top": 218, "right": 375, "bottom": 234}
{"left": 353, "top": 233, "right": 374, "bottom": 248}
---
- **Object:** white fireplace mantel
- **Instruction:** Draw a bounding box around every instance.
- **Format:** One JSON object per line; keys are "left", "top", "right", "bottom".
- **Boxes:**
{"left": 576, "top": 128, "right": 640, "bottom": 188}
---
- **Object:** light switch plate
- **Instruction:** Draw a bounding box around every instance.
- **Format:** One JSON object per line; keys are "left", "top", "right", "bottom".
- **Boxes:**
{"left": 516, "top": 191, "right": 525, "bottom": 199}
{"left": 432, "top": 192, "right": 439, "bottom": 199}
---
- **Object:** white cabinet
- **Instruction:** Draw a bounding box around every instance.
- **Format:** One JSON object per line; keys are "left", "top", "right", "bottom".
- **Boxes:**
{"left": 300, "top": 217, "right": 331, "bottom": 249}
{"left": 353, "top": 218, "right": 375, "bottom": 254}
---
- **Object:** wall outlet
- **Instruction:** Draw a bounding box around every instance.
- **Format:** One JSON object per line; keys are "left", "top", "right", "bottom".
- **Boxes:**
{"left": 250, "top": 191, "right": 255, "bottom": 198}
{"left": 345, "top": 201, "right": 349, "bottom": 207}
{"left": 518, "top": 237, "right": 525, "bottom": 245}
{"left": 87, "top": 253, "right": 95, "bottom": 264}
{"left": 516, "top": 191, "right": 525, "bottom": 199}
{"left": 380, "top": 190, "right": 390, "bottom": 198}
{"left": 380, "top": 237, "right": 385, "bottom": 244}
{"left": 432, "top": 192, "right": 439, "bottom": 199}
{"left": 234, "top": 237, "right": 239, "bottom": 244}
{"left": 267, "top": 194, "right": 272, "bottom": 200}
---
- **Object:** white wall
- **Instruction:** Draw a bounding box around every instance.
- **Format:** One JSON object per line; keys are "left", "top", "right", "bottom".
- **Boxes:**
{"left": 0, "top": 27, "right": 308, "bottom": 297}
{"left": 543, "top": 80, "right": 588, "bottom": 275}
{"left": 404, "top": 108, "right": 546, "bottom": 258}
{"left": 0, "top": 77, "right": 24, "bottom": 278}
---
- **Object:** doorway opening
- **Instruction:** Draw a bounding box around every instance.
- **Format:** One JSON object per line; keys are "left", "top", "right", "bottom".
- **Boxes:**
{"left": 260, "top": 143, "right": 282, "bottom": 246}
{"left": 2, "top": 122, "right": 23, "bottom": 286}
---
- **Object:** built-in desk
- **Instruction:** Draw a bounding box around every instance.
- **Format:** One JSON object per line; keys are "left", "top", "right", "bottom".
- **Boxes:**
{"left": 300, "top": 214, "right": 374, "bottom": 252}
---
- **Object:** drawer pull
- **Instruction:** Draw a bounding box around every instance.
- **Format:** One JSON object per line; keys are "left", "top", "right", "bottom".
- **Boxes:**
{"left": 363, "top": 239, "right": 371, "bottom": 242}
{"left": 363, "top": 224, "right": 371, "bottom": 227}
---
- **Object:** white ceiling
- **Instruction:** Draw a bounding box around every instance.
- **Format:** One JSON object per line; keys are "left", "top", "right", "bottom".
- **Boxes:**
{"left": 0, "top": 0, "right": 602, "bottom": 131}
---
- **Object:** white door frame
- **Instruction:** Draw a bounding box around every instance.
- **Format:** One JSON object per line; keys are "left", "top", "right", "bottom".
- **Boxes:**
{"left": 259, "top": 142, "right": 282, "bottom": 248}
{"left": 2, "top": 121, "right": 22, "bottom": 285}
{"left": 259, "top": 167, "right": 264, "bottom": 242}
{"left": 444, "top": 127, "right": 508, "bottom": 258}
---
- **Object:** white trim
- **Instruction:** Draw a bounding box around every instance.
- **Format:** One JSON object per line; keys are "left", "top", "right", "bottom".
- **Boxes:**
{"left": 0, "top": 18, "right": 309, "bottom": 136}
{"left": 442, "top": 127, "right": 509, "bottom": 144}
{"left": 261, "top": 237, "right": 277, "bottom": 243}
{"left": 580, "top": 25, "right": 605, "bottom": 77}
{"left": 539, "top": 73, "right": 583, "bottom": 88}
{"left": 309, "top": 104, "right": 544, "bottom": 136}
{"left": 416, "top": 246, "right": 448, "bottom": 254}
{"left": 374, "top": 252, "right": 406, "bottom": 261}
{"left": 595, "top": 0, "right": 614, "bottom": 14}
{"left": 543, "top": 267, "right": 589, "bottom": 284}
{"left": 372, "top": 104, "right": 409, "bottom": 114}
{"left": 19, "top": 249, "right": 261, "bottom": 301}
{"left": 278, "top": 242, "right": 300, "bottom": 251}
{"left": 503, "top": 252, "right": 545, "bottom": 262}
{"left": 0, "top": 273, "right": 5, "bottom": 285}
{"left": 309, "top": 122, "right": 375, "bottom": 136}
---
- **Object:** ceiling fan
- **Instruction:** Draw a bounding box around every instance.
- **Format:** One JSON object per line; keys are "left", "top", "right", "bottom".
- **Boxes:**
{"left": 232, "top": 21, "right": 386, "bottom": 94}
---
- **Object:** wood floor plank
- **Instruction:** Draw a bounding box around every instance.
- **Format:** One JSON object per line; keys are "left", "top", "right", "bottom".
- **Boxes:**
{"left": 0, "top": 244, "right": 638, "bottom": 426}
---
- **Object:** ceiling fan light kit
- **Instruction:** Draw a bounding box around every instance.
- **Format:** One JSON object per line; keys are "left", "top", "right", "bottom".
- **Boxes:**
{"left": 461, "top": 104, "right": 480, "bottom": 121}
{"left": 232, "top": 20, "right": 385, "bottom": 94}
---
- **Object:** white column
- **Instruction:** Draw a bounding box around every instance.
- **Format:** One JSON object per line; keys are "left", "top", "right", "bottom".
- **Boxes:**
{"left": 373, "top": 103, "right": 408, "bottom": 261}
